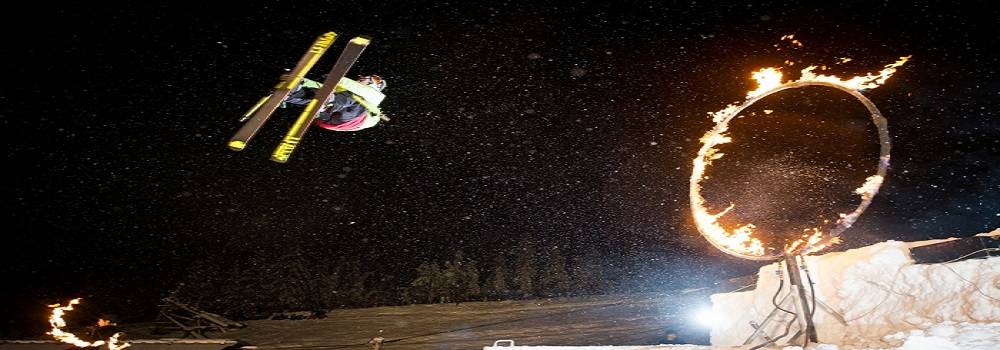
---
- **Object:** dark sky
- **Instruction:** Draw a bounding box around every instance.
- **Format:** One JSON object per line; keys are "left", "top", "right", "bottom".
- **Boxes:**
{"left": 3, "top": 0, "right": 999, "bottom": 335}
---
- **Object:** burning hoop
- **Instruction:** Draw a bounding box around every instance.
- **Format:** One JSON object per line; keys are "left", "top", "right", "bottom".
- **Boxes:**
{"left": 690, "top": 57, "right": 909, "bottom": 260}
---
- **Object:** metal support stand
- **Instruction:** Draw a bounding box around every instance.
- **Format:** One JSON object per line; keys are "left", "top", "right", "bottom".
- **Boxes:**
{"left": 743, "top": 254, "right": 847, "bottom": 347}
{"left": 785, "top": 254, "right": 819, "bottom": 343}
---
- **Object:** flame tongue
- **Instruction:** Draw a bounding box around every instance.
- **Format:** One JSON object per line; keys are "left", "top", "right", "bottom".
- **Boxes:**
{"left": 108, "top": 334, "right": 132, "bottom": 350}
{"left": 798, "top": 56, "right": 911, "bottom": 90}
{"left": 747, "top": 68, "right": 784, "bottom": 99}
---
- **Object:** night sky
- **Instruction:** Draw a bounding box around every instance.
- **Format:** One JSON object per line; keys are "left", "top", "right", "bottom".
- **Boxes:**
{"left": 3, "top": 1, "right": 998, "bottom": 336}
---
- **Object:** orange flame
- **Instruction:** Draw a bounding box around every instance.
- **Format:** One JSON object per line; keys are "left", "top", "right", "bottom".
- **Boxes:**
{"left": 785, "top": 228, "right": 823, "bottom": 254}
{"left": 108, "top": 334, "right": 131, "bottom": 350}
{"left": 691, "top": 55, "right": 909, "bottom": 259}
{"left": 799, "top": 56, "right": 911, "bottom": 90}
{"left": 48, "top": 298, "right": 131, "bottom": 350}
{"left": 748, "top": 68, "right": 784, "bottom": 99}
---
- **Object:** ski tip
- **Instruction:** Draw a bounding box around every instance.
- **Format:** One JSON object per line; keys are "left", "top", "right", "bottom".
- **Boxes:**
{"left": 270, "top": 155, "right": 290, "bottom": 163}
{"left": 228, "top": 140, "right": 247, "bottom": 151}
{"left": 351, "top": 37, "right": 371, "bottom": 45}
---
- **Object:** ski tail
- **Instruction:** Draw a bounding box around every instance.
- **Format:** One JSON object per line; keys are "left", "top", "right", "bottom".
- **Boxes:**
{"left": 228, "top": 31, "right": 338, "bottom": 151}
{"left": 271, "top": 36, "right": 371, "bottom": 163}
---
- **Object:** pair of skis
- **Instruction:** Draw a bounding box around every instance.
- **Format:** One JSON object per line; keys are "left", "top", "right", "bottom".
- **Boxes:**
{"left": 229, "top": 32, "right": 370, "bottom": 163}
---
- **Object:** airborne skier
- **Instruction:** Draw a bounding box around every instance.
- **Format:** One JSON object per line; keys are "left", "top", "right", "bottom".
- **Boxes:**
{"left": 229, "top": 33, "right": 385, "bottom": 163}
{"left": 282, "top": 74, "right": 388, "bottom": 132}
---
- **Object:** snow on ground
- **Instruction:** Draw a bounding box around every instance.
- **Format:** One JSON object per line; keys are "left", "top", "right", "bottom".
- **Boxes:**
{"left": 708, "top": 230, "right": 999, "bottom": 349}
{"left": 121, "top": 293, "right": 713, "bottom": 350}
{"left": 485, "top": 347, "right": 704, "bottom": 349}
{"left": 873, "top": 322, "right": 1000, "bottom": 350}
{"left": 484, "top": 322, "right": 1000, "bottom": 349}
{"left": 111, "top": 231, "right": 997, "bottom": 350}
{"left": 485, "top": 230, "right": 999, "bottom": 350}
{"left": 482, "top": 345, "right": 711, "bottom": 350}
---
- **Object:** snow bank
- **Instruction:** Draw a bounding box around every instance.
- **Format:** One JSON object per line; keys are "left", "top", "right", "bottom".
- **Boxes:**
{"left": 480, "top": 322, "right": 1000, "bottom": 350}
{"left": 482, "top": 346, "right": 709, "bottom": 350}
{"left": 709, "top": 230, "right": 1000, "bottom": 348}
{"left": 771, "top": 322, "right": 1000, "bottom": 350}
{"left": 481, "top": 231, "right": 999, "bottom": 350}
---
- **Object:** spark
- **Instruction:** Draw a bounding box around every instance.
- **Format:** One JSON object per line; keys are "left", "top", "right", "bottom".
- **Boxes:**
{"left": 781, "top": 34, "right": 804, "bottom": 48}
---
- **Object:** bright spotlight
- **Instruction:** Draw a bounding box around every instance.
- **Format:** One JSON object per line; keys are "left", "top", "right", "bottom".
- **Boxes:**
{"left": 693, "top": 307, "right": 719, "bottom": 328}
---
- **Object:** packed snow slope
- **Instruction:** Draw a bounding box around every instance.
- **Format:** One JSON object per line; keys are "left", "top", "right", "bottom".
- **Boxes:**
{"left": 707, "top": 230, "right": 999, "bottom": 349}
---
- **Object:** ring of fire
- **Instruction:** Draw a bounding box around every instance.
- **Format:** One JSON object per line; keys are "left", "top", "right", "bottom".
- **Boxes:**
{"left": 690, "top": 81, "right": 891, "bottom": 261}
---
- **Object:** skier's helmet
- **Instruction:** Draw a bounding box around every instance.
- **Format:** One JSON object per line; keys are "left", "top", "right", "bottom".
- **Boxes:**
{"left": 359, "top": 75, "right": 386, "bottom": 92}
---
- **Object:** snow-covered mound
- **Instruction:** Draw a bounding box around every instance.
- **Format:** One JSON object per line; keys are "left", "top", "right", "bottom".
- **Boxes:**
{"left": 482, "top": 230, "right": 999, "bottom": 350}
{"left": 481, "top": 322, "right": 1000, "bottom": 350}
{"left": 709, "top": 229, "right": 999, "bottom": 349}
{"left": 483, "top": 344, "right": 710, "bottom": 350}
{"left": 873, "top": 322, "right": 1000, "bottom": 350}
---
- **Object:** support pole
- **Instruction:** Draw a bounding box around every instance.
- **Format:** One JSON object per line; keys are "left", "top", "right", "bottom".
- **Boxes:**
{"left": 784, "top": 254, "right": 818, "bottom": 343}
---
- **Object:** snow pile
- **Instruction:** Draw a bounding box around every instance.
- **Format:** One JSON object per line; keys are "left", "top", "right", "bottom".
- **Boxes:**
{"left": 709, "top": 230, "right": 1000, "bottom": 348}
{"left": 481, "top": 231, "right": 999, "bottom": 350}
{"left": 767, "top": 322, "right": 1000, "bottom": 350}
{"left": 482, "top": 322, "right": 1000, "bottom": 350}
{"left": 482, "top": 346, "right": 710, "bottom": 350}
{"left": 876, "top": 322, "right": 1000, "bottom": 350}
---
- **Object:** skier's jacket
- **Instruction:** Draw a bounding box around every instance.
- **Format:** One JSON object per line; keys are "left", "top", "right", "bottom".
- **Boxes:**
{"left": 313, "top": 78, "right": 385, "bottom": 132}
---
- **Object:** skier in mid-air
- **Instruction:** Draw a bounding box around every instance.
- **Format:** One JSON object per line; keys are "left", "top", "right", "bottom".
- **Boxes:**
{"left": 281, "top": 74, "right": 388, "bottom": 131}
{"left": 228, "top": 33, "right": 385, "bottom": 161}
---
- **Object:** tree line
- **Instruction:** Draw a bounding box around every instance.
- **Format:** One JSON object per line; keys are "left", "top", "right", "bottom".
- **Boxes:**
{"left": 171, "top": 243, "right": 620, "bottom": 319}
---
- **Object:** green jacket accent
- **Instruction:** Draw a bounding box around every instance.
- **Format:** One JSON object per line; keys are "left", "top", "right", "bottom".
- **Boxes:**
{"left": 300, "top": 77, "right": 384, "bottom": 116}
{"left": 335, "top": 78, "right": 384, "bottom": 118}
{"left": 300, "top": 77, "right": 323, "bottom": 89}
